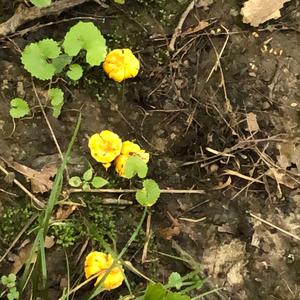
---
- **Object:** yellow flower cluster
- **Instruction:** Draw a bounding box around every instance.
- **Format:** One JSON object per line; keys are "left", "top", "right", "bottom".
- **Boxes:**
{"left": 84, "top": 251, "right": 124, "bottom": 290}
{"left": 88, "top": 130, "right": 149, "bottom": 176}
{"left": 103, "top": 49, "right": 140, "bottom": 83}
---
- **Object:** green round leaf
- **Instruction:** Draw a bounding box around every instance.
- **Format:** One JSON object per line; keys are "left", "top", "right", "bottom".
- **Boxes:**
{"left": 91, "top": 176, "right": 108, "bottom": 188}
{"left": 83, "top": 168, "right": 93, "bottom": 182}
{"left": 68, "top": 176, "right": 82, "bottom": 187}
{"left": 1, "top": 275, "right": 8, "bottom": 285}
{"left": 167, "top": 272, "right": 183, "bottom": 290}
{"left": 30, "top": 0, "right": 51, "bottom": 7}
{"left": 124, "top": 156, "right": 148, "bottom": 179}
{"left": 63, "top": 22, "right": 107, "bottom": 66}
{"left": 52, "top": 54, "right": 72, "bottom": 73}
{"left": 52, "top": 104, "right": 63, "bottom": 118}
{"left": 48, "top": 88, "right": 64, "bottom": 118}
{"left": 135, "top": 179, "right": 160, "bottom": 207}
{"left": 48, "top": 88, "right": 64, "bottom": 106}
{"left": 7, "top": 274, "right": 16, "bottom": 283}
{"left": 114, "top": 0, "right": 125, "bottom": 3}
{"left": 21, "top": 39, "right": 61, "bottom": 80}
{"left": 67, "top": 64, "right": 83, "bottom": 81}
{"left": 82, "top": 182, "right": 91, "bottom": 191}
{"left": 143, "top": 284, "right": 166, "bottom": 299}
{"left": 10, "top": 98, "right": 30, "bottom": 118}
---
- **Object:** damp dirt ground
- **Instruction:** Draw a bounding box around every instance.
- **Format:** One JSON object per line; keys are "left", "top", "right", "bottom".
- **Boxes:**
{"left": 0, "top": 1, "right": 300, "bottom": 299}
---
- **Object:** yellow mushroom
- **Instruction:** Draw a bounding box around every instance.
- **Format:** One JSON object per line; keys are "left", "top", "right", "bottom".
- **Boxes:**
{"left": 84, "top": 251, "right": 124, "bottom": 291}
{"left": 88, "top": 130, "right": 122, "bottom": 169}
{"left": 115, "top": 141, "right": 150, "bottom": 177}
{"left": 103, "top": 49, "right": 140, "bottom": 83}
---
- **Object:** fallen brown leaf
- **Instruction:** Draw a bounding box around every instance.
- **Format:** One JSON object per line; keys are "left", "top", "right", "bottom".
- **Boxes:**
{"left": 246, "top": 112, "right": 260, "bottom": 133}
{"left": 11, "top": 161, "right": 57, "bottom": 193}
{"left": 44, "top": 235, "right": 55, "bottom": 249}
{"left": 213, "top": 176, "right": 232, "bottom": 190}
{"left": 55, "top": 205, "right": 78, "bottom": 220}
{"left": 158, "top": 212, "right": 181, "bottom": 240}
{"left": 277, "top": 142, "right": 300, "bottom": 174}
{"left": 182, "top": 20, "right": 210, "bottom": 36}
{"left": 266, "top": 167, "right": 298, "bottom": 189}
{"left": 241, "top": 0, "right": 290, "bottom": 27}
{"left": 158, "top": 225, "right": 181, "bottom": 240}
{"left": 11, "top": 242, "right": 36, "bottom": 274}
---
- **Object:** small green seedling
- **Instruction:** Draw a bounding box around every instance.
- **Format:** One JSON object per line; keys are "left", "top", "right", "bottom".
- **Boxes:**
{"left": 21, "top": 39, "right": 61, "bottom": 80}
{"left": 1, "top": 273, "right": 19, "bottom": 300}
{"left": 137, "top": 272, "right": 203, "bottom": 300}
{"left": 135, "top": 179, "right": 160, "bottom": 207}
{"left": 30, "top": 0, "right": 51, "bottom": 7}
{"left": 63, "top": 22, "right": 107, "bottom": 66}
{"left": 67, "top": 64, "right": 83, "bottom": 81}
{"left": 52, "top": 54, "right": 72, "bottom": 73}
{"left": 167, "top": 272, "right": 183, "bottom": 290}
{"left": 124, "top": 156, "right": 148, "bottom": 179}
{"left": 10, "top": 98, "right": 30, "bottom": 118}
{"left": 48, "top": 88, "right": 64, "bottom": 118}
{"left": 138, "top": 283, "right": 190, "bottom": 300}
{"left": 69, "top": 168, "right": 108, "bottom": 191}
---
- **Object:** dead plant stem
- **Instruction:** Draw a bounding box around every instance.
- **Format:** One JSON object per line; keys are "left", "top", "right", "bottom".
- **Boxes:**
{"left": 249, "top": 212, "right": 300, "bottom": 242}
{"left": 68, "top": 188, "right": 205, "bottom": 194}
{"left": 0, "top": 163, "right": 44, "bottom": 208}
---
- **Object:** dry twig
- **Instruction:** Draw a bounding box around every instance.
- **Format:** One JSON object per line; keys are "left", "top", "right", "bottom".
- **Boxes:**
{"left": 249, "top": 212, "right": 300, "bottom": 242}
{"left": 68, "top": 188, "right": 205, "bottom": 194}
{"left": 0, "top": 0, "right": 91, "bottom": 37}
{"left": 169, "top": 0, "right": 195, "bottom": 51}
{"left": 0, "top": 161, "right": 44, "bottom": 208}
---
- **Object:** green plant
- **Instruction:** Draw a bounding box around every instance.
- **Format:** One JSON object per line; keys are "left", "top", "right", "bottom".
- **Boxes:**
{"left": 19, "top": 21, "right": 107, "bottom": 117}
{"left": 19, "top": 115, "right": 81, "bottom": 297}
{"left": 135, "top": 179, "right": 160, "bottom": 207}
{"left": 136, "top": 272, "right": 203, "bottom": 300}
{"left": 48, "top": 88, "right": 64, "bottom": 118}
{"left": 30, "top": 0, "right": 51, "bottom": 7}
{"left": 63, "top": 22, "right": 107, "bottom": 66}
{"left": 124, "top": 156, "right": 148, "bottom": 179}
{"left": 1, "top": 273, "right": 19, "bottom": 300}
{"left": 123, "top": 157, "right": 161, "bottom": 207}
{"left": 9, "top": 98, "right": 30, "bottom": 118}
{"left": 51, "top": 221, "right": 81, "bottom": 248}
{"left": 114, "top": 0, "right": 125, "bottom": 4}
{"left": 69, "top": 168, "right": 108, "bottom": 190}
{"left": 0, "top": 206, "right": 33, "bottom": 245}
{"left": 67, "top": 64, "right": 83, "bottom": 81}
{"left": 21, "top": 39, "right": 61, "bottom": 80}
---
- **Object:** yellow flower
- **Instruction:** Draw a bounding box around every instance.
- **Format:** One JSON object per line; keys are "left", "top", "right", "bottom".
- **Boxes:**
{"left": 103, "top": 49, "right": 140, "bottom": 83}
{"left": 88, "top": 130, "right": 122, "bottom": 169}
{"left": 84, "top": 251, "right": 124, "bottom": 291}
{"left": 115, "top": 141, "right": 150, "bottom": 177}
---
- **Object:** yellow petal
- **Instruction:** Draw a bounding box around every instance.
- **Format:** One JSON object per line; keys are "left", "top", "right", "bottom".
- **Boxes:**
{"left": 121, "top": 141, "right": 141, "bottom": 155}
{"left": 115, "top": 154, "right": 128, "bottom": 177}
{"left": 88, "top": 130, "right": 122, "bottom": 164}
{"left": 84, "top": 252, "right": 113, "bottom": 279}
{"left": 103, "top": 49, "right": 140, "bottom": 83}
{"left": 95, "top": 266, "right": 124, "bottom": 290}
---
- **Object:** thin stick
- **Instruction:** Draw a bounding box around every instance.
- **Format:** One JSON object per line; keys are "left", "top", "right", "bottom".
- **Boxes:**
{"left": 32, "top": 81, "right": 67, "bottom": 178}
{"left": 249, "top": 212, "right": 300, "bottom": 242}
{"left": 0, "top": 163, "right": 44, "bottom": 208}
{"left": 0, "top": 213, "right": 38, "bottom": 264}
{"left": 169, "top": 0, "right": 195, "bottom": 51}
{"left": 0, "top": 0, "right": 91, "bottom": 36}
{"left": 142, "top": 211, "right": 151, "bottom": 263}
{"left": 68, "top": 188, "right": 205, "bottom": 194}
